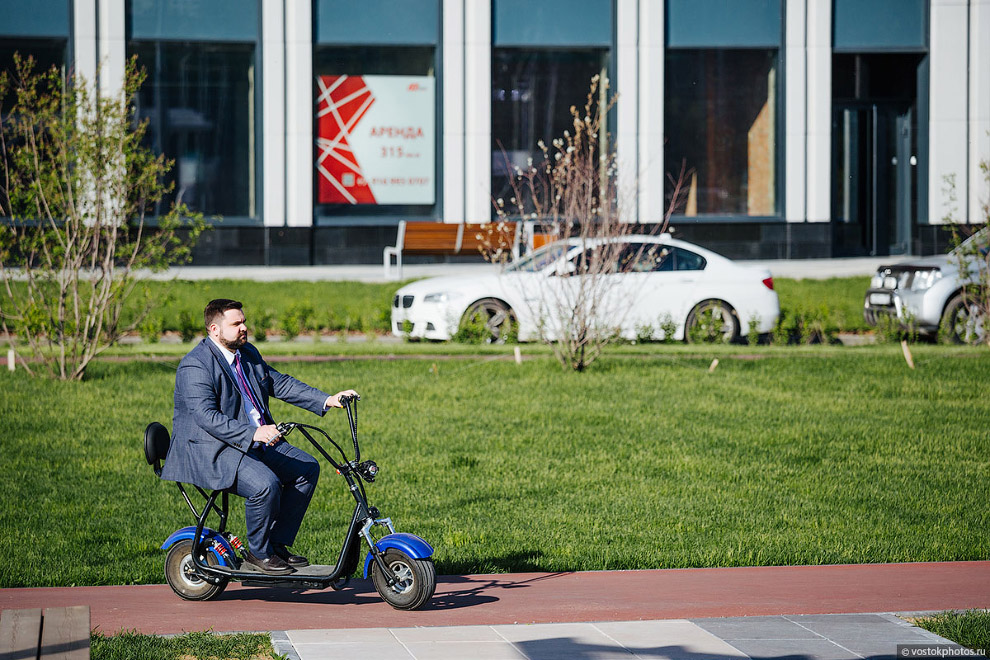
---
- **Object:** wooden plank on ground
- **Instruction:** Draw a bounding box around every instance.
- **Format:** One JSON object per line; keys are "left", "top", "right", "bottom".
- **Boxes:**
{"left": 0, "top": 607, "right": 42, "bottom": 660}
{"left": 39, "top": 606, "right": 89, "bottom": 660}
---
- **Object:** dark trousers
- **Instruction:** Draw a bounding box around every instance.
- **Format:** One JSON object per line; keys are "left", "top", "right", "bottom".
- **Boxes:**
{"left": 233, "top": 441, "right": 320, "bottom": 558}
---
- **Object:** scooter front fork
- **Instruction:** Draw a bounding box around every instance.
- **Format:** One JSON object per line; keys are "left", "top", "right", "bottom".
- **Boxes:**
{"left": 361, "top": 517, "right": 399, "bottom": 587}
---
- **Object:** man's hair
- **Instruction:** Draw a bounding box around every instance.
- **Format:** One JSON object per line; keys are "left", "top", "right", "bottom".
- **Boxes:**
{"left": 204, "top": 299, "right": 243, "bottom": 329}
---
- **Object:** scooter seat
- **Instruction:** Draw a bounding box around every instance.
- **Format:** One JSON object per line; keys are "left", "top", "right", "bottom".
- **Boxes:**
{"left": 144, "top": 422, "right": 171, "bottom": 476}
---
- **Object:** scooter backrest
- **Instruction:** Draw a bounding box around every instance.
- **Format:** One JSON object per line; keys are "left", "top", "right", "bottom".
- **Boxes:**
{"left": 144, "top": 422, "right": 171, "bottom": 476}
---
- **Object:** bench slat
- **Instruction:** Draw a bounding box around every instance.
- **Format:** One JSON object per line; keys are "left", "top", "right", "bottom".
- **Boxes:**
{"left": 39, "top": 606, "right": 89, "bottom": 660}
{"left": 1, "top": 607, "right": 42, "bottom": 660}
{"left": 460, "top": 224, "right": 517, "bottom": 252}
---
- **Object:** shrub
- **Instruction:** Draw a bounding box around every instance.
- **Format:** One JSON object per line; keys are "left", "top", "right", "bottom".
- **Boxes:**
{"left": 250, "top": 309, "right": 273, "bottom": 343}
{"left": 658, "top": 313, "right": 679, "bottom": 343}
{"left": 138, "top": 317, "right": 163, "bottom": 344}
{"left": 177, "top": 311, "right": 198, "bottom": 343}
{"left": 746, "top": 314, "right": 762, "bottom": 346}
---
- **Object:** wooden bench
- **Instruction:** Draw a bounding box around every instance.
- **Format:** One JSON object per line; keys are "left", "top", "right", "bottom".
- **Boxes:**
{"left": 0, "top": 606, "right": 90, "bottom": 660}
{"left": 383, "top": 221, "right": 519, "bottom": 279}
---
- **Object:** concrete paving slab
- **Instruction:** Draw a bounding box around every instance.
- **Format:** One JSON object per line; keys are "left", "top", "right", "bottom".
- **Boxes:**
{"left": 392, "top": 625, "right": 507, "bottom": 643}
{"left": 594, "top": 620, "right": 749, "bottom": 659}
{"left": 724, "top": 638, "right": 855, "bottom": 660}
{"left": 280, "top": 614, "right": 969, "bottom": 660}
{"left": 402, "top": 640, "right": 529, "bottom": 660}
{"left": 785, "top": 613, "right": 935, "bottom": 642}
{"left": 691, "top": 615, "right": 823, "bottom": 640}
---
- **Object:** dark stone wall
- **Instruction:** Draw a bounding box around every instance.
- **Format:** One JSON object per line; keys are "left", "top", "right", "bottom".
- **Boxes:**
{"left": 668, "top": 222, "right": 832, "bottom": 259}
{"left": 175, "top": 221, "right": 960, "bottom": 266}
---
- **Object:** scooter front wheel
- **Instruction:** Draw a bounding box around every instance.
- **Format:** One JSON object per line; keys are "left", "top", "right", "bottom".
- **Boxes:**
{"left": 371, "top": 549, "right": 436, "bottom": 610}
{"left": 164, "top": 539, "right": 229, "bottom": 601}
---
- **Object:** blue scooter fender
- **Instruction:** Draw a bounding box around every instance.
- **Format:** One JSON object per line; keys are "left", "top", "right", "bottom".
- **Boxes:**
{"left": 363, "top": 533, "right": 434, "bottom": 578}
{"left": 161, "top": 526, "right": 237, "bottom": 569}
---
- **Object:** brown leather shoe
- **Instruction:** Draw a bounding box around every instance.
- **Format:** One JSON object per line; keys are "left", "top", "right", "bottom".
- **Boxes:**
{"left": 244, "top": 551, "right": 294, "bottom": 574}
{"left": 272, "top": 543, "right": 309, "bottom": 567}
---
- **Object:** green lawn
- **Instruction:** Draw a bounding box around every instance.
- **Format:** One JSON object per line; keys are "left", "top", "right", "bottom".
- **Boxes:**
{"left": 913, "top": 610, "right": 990, "bottom": 654}
{"left": 90, "top": 630, "right": 275, "bottom": 660}
{"left": 1, "top": 346, "right": 988, "bottom": 588}
{"left": 4, "top": 275, "right": 875, "bottom": 340}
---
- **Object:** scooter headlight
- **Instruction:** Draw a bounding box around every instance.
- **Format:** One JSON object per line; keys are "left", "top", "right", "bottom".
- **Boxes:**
{"left": 357, "top": 460, "right": 379, "bottom": 482}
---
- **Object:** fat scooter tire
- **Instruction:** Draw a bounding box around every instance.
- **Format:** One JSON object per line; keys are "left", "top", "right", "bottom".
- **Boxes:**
{"left": 371, "top": 549, "right": 436, "bottom": 610}
{"left": 165, "top": 539, "right": 229, "bottom": 601}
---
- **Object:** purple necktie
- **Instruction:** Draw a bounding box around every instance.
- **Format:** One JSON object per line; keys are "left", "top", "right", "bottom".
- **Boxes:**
{"left": 232, "top": 352, "right": 266, "bottom": 426}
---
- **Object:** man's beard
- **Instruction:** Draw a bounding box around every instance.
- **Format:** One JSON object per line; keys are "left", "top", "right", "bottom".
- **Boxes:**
{"left": 218, "top": 333, "right": 247, "bottom": 350}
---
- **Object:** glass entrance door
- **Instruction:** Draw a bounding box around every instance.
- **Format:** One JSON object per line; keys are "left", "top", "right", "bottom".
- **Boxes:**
{"left": 832, "top": 102, "right": 915, "bottom": 256}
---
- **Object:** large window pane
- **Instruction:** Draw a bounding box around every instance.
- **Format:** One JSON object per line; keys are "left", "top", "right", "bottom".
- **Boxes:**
{"left": 313, "top": 46, "right": 438, "bottom": 221}
{"left": 130, "top": 42, "right": 256, "bottom": 218}
{"left": 491, "top": 48, "right": 608, "bottom": 217}
{"left": 665, "top": 49, "right": 779, "bottom": 217}
{"left": 0, "top": 38, "right": 67, "bottom": 110}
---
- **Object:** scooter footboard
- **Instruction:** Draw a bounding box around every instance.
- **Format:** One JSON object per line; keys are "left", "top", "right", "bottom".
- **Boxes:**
{"left": 363, "top": 533, "right": 434, "bottom": 578}
{"left": 161, "top": 525, "right": 237, "bottom": 569}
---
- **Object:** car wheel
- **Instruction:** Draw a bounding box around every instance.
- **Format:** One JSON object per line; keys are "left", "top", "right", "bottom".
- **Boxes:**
{"left": 685, "top": 300, "right": 740, "bottom": 344}
{"left": 459, "top": 298, "right": 517, "bottom": 344}
{"left": 941, "top": 292, "right": 987, "bottom": 345}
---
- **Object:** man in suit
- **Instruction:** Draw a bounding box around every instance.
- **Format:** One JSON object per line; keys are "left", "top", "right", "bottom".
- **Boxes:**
{"left": 161, "top": 298, "right": 357, "bottom": 574}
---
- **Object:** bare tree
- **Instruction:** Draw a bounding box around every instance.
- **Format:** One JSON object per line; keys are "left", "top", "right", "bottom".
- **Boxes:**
{"left": 0, "top": 55, "right": 207, "bottom": 379}
{"left": 486, "top": 75, "right": 690, "bottom": 371}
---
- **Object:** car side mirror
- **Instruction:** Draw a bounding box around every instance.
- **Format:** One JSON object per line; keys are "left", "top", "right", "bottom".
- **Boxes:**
{"left": 552, "top": 261, "right": 577, "bottom": 277}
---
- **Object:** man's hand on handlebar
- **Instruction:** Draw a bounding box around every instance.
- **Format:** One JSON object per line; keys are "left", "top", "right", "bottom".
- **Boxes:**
{"left": 325, "top": 389, "right": 360, "bottom": 409}
{"left": 252, "top": 424, "right": 283, "bottom": 446}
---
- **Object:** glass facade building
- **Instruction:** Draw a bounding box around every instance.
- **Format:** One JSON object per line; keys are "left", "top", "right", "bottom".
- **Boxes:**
{"left": 1, "top": 0, "right": 988, "bottom": 263}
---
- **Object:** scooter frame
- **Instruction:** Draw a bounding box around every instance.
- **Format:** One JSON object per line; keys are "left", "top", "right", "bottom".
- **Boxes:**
{"left": 153, "top": 397, "right": 433, "bottom": 596}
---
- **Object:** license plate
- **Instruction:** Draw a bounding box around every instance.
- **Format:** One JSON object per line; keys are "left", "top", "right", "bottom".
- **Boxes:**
{"left": 869, "top": 292, "right": 892, "bottom": 305}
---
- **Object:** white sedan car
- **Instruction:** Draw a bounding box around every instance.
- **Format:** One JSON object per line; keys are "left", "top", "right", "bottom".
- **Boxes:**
{"left": 390, "top": 234, "right": 780, "bottom": 343}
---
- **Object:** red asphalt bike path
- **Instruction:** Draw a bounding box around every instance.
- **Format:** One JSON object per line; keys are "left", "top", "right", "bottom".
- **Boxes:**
{"left": 1, "top": 561, "right": 987, "bottom": 635}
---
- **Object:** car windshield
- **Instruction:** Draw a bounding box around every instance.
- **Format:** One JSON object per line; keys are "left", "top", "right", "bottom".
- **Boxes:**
{"left": 952, "top": 227, "right": 990, "bottom": 256}
{"left": 506, "top": 243, "right": 571, "bottom": 272}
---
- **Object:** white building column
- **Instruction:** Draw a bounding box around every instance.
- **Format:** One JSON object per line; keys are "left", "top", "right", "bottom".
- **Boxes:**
{"left": 463, "top": 0, "right": 490, "bottom": 223}
{"left": 442, "top": 0, "right": 466, "bottom": 223}
{"left": 97, "top": 0, "right": 125, "bottom": 97}
{"left": 261, "top": 0, "right": 286, "bottom": 227}
{"left": 929, "top": 0, "right": 970, "bottom": 224}
{"left": 285, "top": 0, "right": 313, "bottom": 227}
{"left": 615, "top": 0, "right": 639, "bottom": 223}
{"left": 805, "top": 0, "right": 831, "bottom": 224}
{"left": 73, "top": 0, "right": 97, "bottom": 85}
{"left": 969, "top": 0, "right": 990, "bottom": 223}
{"left": 637, "top": 0, "right": 664, "bottom": 224}
{"left": 784, "top": 0, "right": 807, "bottom": 224}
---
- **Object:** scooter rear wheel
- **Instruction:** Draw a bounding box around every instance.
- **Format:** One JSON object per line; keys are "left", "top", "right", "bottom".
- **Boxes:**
{"left": 371, "top": 549, "right": 436, "bottom": 610}
{"left": 164, "top": 539, "right": 229, "bottom": 601}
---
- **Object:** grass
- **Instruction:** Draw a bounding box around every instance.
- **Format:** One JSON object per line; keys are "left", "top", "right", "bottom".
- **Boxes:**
{"left": 90, "top": 630, "right": 277, "bottom": 660}
{"left": 773, "top": 276, "right": 873, "bottom": 333}
{"left": 1, "top": 345, "right": 988, "bottom": 588}
{"left": 1, "top": 275, "right": 876, "bottom": 341}
{"left": 913, "top": 610, "right": 990, "bottom": 653}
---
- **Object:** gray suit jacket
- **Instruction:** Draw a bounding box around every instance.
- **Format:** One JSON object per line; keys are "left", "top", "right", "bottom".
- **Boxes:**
{"left": 161, "top": 338, "right": 330, "bottom": 490}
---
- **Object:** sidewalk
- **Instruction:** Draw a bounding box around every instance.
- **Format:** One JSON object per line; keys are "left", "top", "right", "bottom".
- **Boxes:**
{"left": 140, "top": 256, "right": 906, "bottom": 283}
{"left": 273, "top": 613, "right": 978, "bottom": 660}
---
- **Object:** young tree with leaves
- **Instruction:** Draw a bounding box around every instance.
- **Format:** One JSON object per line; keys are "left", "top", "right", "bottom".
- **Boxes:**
{"left": 0, "top": 55, "right": 207, "bottom": 379}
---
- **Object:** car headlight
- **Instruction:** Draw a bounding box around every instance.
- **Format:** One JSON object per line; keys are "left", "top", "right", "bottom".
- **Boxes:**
{"left": 423, "top": 291, "right": 462, "bottom": 304}
{"left": 909, "top": 269, "right": 942, "bottom": 291}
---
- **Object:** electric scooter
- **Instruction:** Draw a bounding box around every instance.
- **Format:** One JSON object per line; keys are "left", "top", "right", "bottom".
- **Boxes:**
{"left": 143, "top": 395, "right": 436, "bottom": 610}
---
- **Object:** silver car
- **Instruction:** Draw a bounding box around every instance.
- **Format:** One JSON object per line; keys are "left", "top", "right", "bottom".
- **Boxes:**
{"left": 863, "top": 230, "right": 988, "bottom": 343}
